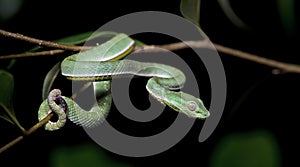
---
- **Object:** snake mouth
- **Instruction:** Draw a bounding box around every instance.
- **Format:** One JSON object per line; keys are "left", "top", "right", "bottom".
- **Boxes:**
{"left": 193, "top": 106, "right": 210, "bottom": 119}
{"left": 197, "top": 112, "right": 209, "bottom": 120}
{"left": 204, "top": 111, "right": 210, "bottom": 118}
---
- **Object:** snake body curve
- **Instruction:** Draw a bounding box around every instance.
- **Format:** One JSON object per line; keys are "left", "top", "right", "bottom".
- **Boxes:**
{"left": 38, "top": 33, "right": 209, "bottom": 131}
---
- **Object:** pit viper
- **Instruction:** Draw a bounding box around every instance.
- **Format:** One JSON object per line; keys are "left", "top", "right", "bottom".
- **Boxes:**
{"left": 38, "top": 33, "right": 210, "bottom": 131}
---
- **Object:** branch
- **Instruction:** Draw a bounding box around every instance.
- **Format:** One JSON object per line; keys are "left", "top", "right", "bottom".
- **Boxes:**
{"left": 0, "top": 50, "right": 65, "bottom": 60}
{"left": 1, "top": 29, "right": 299, "bottom": 153}
{"left": 134, "top": 40, "right": 213, "bottom": 53}
{"left": 0, "top": 113, "right": 53, "bottom": 154}
{"left": 0, "top": 81, "right": 92, "bottom": 153}
{"left": 1, "top": 28, "right": 300, "bottom": 74}
{"left": 134, "top": 40, "right": 300, "bottom": 74}
{"left": 0, "top": 29, "right": 91, "bottom": 51}
{"left": 212, "top": 43, "right": 300, "bottom": 73}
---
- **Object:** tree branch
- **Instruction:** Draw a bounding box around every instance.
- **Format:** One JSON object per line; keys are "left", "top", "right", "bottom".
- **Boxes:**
{"left": 1, "top": 28, "right": 300, "bottom": 153}
{"left": 212, "top": 43, "right": 300, "bottom": 73}
{"left": 1, "top": 28, "right": 300, "bottom": 74}
{"left": 0, "top": 113, "right": 53, "bottom": 154}
{"left": 0, "top": 50, "right": 65, "bottom": 60}
{"left": 134, "top": 41, "right": 300, "bottom": 73}
{"left": 0, "top": 29, "right": 91, "bottom": 51}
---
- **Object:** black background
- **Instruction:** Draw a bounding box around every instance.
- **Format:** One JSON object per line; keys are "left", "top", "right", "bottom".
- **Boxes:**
{"left": 1, "top": 0, "right": 299, "bottom": 166}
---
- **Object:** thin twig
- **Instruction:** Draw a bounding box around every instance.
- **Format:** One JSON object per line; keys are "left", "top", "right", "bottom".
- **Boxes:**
{"left": 24, "top": 113, "right": 53, "bottom": 135}
{"left": 70, "top": 82, "right": 92, "bottom": 99}
{"left": 133, "top": 40, "right": 213, "bottom": 53}
{"left": 0, "top": 29, "right": 91, "bottom": 51}
{"left": 135, "top": 40, "right": 300, "bottom": 74}
{"left": 0, "top": 136, "right": 23, "bottom": 154}
{"left": 212, "top": 43, "right": 300, "bottom": 73}
{"left": 0, "top": 113, "right": 53, "bottom": 154}
{"left": 0, "top": 50, "right": 65, "bottom": 59}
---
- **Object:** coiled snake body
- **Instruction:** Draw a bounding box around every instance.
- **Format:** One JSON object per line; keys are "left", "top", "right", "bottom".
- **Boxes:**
{"left": 38, "top": 33, "right": 210, "bottom": 131}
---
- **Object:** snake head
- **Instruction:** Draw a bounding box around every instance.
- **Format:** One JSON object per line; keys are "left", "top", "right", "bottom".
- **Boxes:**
{"left": 166, "top": 92, "right": 210, "bottom": 119}
{"left": 184, "top": 98, "right": 210, "bottom": 119}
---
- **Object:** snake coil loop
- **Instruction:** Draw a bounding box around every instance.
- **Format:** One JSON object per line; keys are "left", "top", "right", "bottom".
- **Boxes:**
{"left": 38, "top": 89, "right": 67, "bottom": 131}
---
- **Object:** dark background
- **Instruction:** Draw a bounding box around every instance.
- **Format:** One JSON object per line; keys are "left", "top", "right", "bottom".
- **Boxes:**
{"left": 0, "top": 0, "right": 299, "bottom": 166}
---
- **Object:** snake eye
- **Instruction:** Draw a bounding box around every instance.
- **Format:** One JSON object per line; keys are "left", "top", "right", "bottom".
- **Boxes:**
{"left": 187, "top": 101, "right": 197, "bottom": 111}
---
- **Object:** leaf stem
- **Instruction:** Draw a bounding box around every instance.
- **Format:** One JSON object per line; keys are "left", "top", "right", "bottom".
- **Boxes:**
{"left": 0, "top": 103, "right": 25, "bottom": 133}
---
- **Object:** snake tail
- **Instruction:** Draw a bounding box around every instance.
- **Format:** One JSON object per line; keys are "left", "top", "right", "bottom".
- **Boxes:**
{"left": 38, "top": 89, "right": 67, "bottom": 131}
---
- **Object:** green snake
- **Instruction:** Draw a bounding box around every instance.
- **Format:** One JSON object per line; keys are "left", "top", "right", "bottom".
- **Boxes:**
{"left": 38, "top": 33, "right": 210, "bottom": 131}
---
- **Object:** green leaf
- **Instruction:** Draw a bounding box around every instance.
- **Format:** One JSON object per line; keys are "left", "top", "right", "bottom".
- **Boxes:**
{"left": 0, "top": 70, "right": 15, "bottom": 124}
{"left": 0, "top": 103, "right": 14, "bottom": 124}
{"left": 50, "top": 143, "right": 131, "bottom": 167}
{"left": 210, "top": 130, "right": 281, "bottom": 167}
{"left": 53, "top": 31, "right": 118, "bottom": 45}
{"left": 30, "top": 31, "right": 118, "bottom": 52}
{"left": 6, "top": 59, "right": 16, "bottom": 70}
{"left": 217, "top": 0, "right": 249, "bottom": 29}
{"left": 0, "top": 70, "right": 14, "bottom": 110}
{"left": 52, "top": 31, "right": 96, "bottom": 45}
{"left": 180, "top": 0, "right": 209, "bottom": 39}
{"left": 180, "top": 0, "right": 200, "bottom": 27}
{"left": 134, "top": 39, "right": 147, "bottom": 46}
{"left": 42, "top": 62, "right": 61, "bottom": 100}
{"left": 0, "top": 70, "right": 24, "bottom": 131}
{"left": 277, "top": 0, "right": 296, "bottom": 36}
